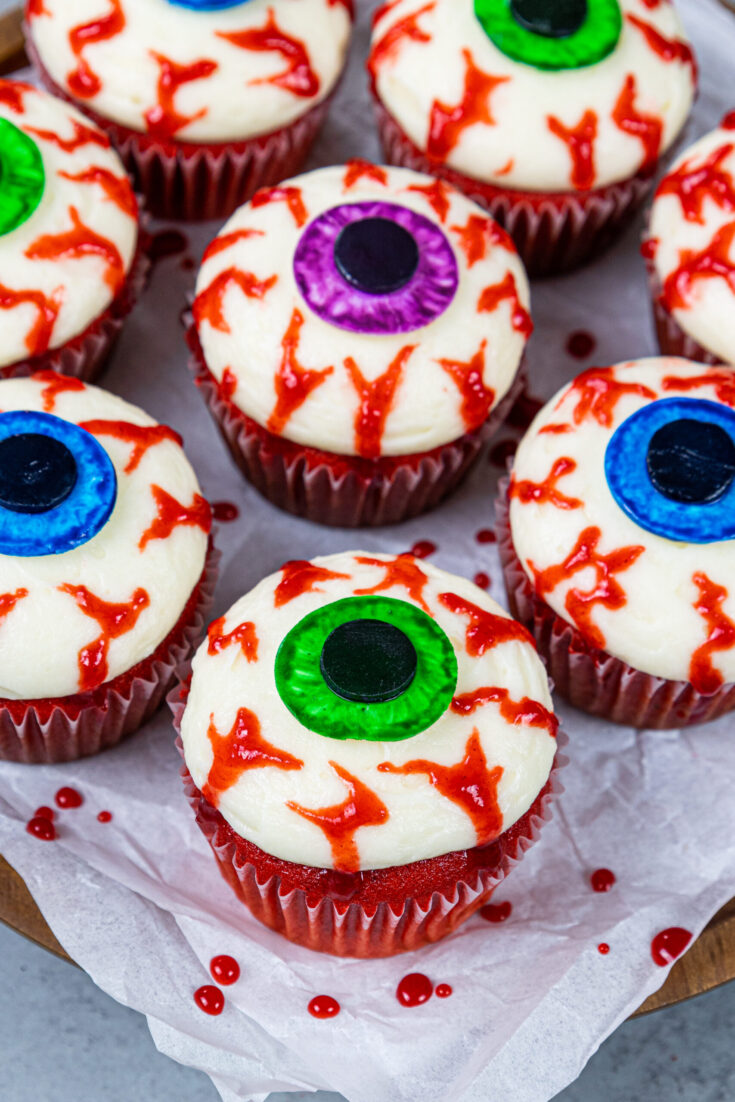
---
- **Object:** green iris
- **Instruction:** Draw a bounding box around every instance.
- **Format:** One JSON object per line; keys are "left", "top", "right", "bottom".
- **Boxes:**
{"left": 475, "top": 0, "right": 622, "bottom": 71}
{"left": 274, "top": 596, "right": 458, "bottom": 742}
{"left": 0, "top": 119, "right": 45, "bottom": 237}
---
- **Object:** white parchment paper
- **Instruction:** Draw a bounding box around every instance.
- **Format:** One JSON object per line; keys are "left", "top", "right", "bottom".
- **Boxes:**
{"left": 1, "top": 2, "right": 735, "bottom": 1100}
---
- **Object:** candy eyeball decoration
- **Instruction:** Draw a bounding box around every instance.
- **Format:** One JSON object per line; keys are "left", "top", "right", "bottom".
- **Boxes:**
{"left": 475, "top": 0, "right": 622, "bottom": 70}
{"left": 167, "top": 0, "right": 250, "bottom": 8}
{"left": 0, "top": 118, "right": 45, "bottom": 237}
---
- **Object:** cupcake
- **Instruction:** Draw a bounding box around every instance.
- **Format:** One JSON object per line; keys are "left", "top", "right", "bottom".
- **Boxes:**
{"left": 26, "top": 0, "right": 354, "bottom": 220}
{"left": 498, "top": 356, "right": 735, "bottom": 728}
{"left": 368, "top": 0, "right": 697, "bottom": 277}
{"left": 187, "top": 162, "right": 532, "bottom": 527}
{"left": 0, "top": 373, "right": 215, "bottom": 764}
{"left": 645, "top": 111, "right": 735, "bottom": 367}
{"left": 172, "top": 551, "right": 561, "bottom": 957}
{"left": 0, "top": 80, "right": 145, "bottom": 382}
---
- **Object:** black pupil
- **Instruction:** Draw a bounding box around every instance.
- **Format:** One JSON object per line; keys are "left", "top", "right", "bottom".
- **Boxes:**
{"left": 320, "top": 619, "right": 418, "bottom": 704}
{"left": 646, "top": 419, "right": 735, "bottom": 505}
{"left": 0, "top": 433, "right": 78, "bottom": 514}
{"left": 510, "top": 0, "right": 588, "bottom": 38}
{"left": 334, "top": 218, "right": 420, "bottom": 295}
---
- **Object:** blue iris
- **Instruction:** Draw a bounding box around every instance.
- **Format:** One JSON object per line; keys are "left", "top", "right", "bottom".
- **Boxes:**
{"left": 166, "top": 0, "right": 251, "bottom": 10}
{"left": 0, "top": 411, "right": 117, "bottom": 557}
{"left": 605, "top": 398, "right": 735, "bottom": 544}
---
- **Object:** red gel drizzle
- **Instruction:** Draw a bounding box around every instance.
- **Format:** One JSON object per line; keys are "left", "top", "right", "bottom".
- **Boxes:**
{"left": 308, "top": 995, "right": 341, "bottom": 1019}
{"left": 451, "top": 213, "right": 515, "bottom": 268}
{"left": 150, "top": 229, "right": 189, "bottom": 266}
{"left": 407, "top": 178, "right": 450, "bottom": 222}
{"left": 0, "top": 81, "right": 34, "bottom": 114}
{"left": 476, "top": 528, "right": 496, "bottom": 544}
{"left": 267, "top": 309, "right": 334, "bottom": 435}
{"left": 477, "top": 273, "right": 533, "bottom": 337}
{"left": 138, "top": 485, "right": 212, "bottom": 550}
{"left": 439, "top": 591, "right": 534, "bottom": 655}
{"left": 212, "top": 501, "right": 239, "bottom": 522}
{"left": 55, "top": 786, "right": 83, "bottom": 809}
{"left": 410, "top": 540, "right": 437, "bottom": 559}
{"left": 509, "top": 457, "right": 583, "bottom": 511}
{"left": 379, "top": 730, "right": 503, "bottom": 844}
{"left": 689, "top": 572, "right": 735, "bottom": 694}
{"left": 207, "top": 615, "right": 259, "bottom": 663}
{"left": 25, "top": 206, "right": 125, "bottom": 295}
{"left": 26, "top": 118, "right": 110, "bottom": 154}
{"left": 662, "top": 370, "right": 735, "bottom": 409}
{"left": 508, "top": 389, "right": 544, "bottom": 431}
{"left": 566, "top": 330, "right": 597, "bottom": 360}
{"left": 78, "top": 420, "right": 182, "bottom": 474}
{"left": 34, "top": 806, "right": 54, "bottom": 821}
{"left": 427, "top": 49, "right": 509, "bottom": 162}
{"left": 0, "top": 284, "right": 62, "bottom": 356}
{"left": 202, "top": 228, "right": 264, "bottom": 263}
{"left": 204, "top": 708, "right": 303, "bottom": 806}
{"left": 661, "top": 223, "right": 735, "bottom": 314}
{"left": 58, "top": 167, "right": 137, "bottom": 219}
{"left": 343, "top": 159, "right": 388, "bottom": 190}
{"left": 611, "top": 74, "right": 663, "bottom": 176}
{"left": 435, "top": 984, "right": 453, "bottom": 999}
{"left": 488, "top": 439, "right": 518, "bottom": 469}
{"left": 97, "top": 811, "right": 112, "bottom": 823}
{"left": 252, "top": 185, "right": 308, "bottom": 228}
{"left": 474, "top": 571, "right": 491, "bottom": 589}
{"left": 368, "top": 3, "right": 435, "bottom": 81}
{"left": 354, "top": 553, "right": 430, "bottom": 613}
{"left": 651, "top": 927, "right": 692, "bottom": 966}
{"left": 626, "top": 14, "right": 697, "bottom": 80}
{"left": 598, "top": 943, "right": 610, "bottom": 955}
{"left": 396, "top": 973, "right": 433, "bottom": 1007}
{"left": 480, "top": 900, "right": 512, "bottom": 923}
{"left": 451, "top": 686, "right": 558, "bottom": 737}
{"left": 58, "top": 584, "right": 150, "bottom": 691}
{"left": 562, "top": 366, "right": 656, "bottom": 428}
{"left": 439, "top": 339, "right": 496, "bottom": 431}
{"left": 220, "top": 12, "right": 319, "bottom": 97}
{"left": 547, "top": 109, "right": 598, "bottom": 190}
{"left": 193, "top": 266, "right": 278, "bottom": 333}
{"left": 145, "top": 54, "right": 218, "bottom": 140}
{"left": 344, "top": 345, "right": 414, "bottom": 458}
{"left": 288, "top": 764, "right": 389, "bottom": 873}
{"left": 274, "top": 560, "right": 349, "bottom": 607}
{"left": 591, "top": 868, "right": 616, "bottom": 893}
{"left": 210, "top": 955, "right": 240, "bottom": 986}
{"left": 26, "top": 816, "right": 56, "bottom": 841}
{"left": 194, "top": 985, "right": 224, "bottom": 1016}
{"left": 67, "top": 0, "right": 126, "bottom": 99}
{"left": 655, "top": 143, "right": 735, "bottom": 225}
{"left": 36, "top": 371, "right": 85, "bottom": 413}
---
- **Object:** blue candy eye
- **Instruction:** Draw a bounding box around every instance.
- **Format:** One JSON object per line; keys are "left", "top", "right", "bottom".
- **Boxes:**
{"left": 0, "top": 411, "right": 117, "bottom": 557}
{"left": 605, "top": 398, "right": 735, "bottom": 544}
{"left": 166, "top": 0, "right": 251, "bottom": 9}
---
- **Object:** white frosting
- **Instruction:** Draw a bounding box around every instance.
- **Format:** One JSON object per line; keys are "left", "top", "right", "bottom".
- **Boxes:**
{"left": 0, "top": 82, "right": 137, "bottom": 368}
{"left": 181, "top": 552, "right": 556, "bottom": 871}
{"left": 370, "top": 0, "right": 696, "bottom": 192}
{"left": 648, "top": 120, "right": 735, "bottom": 365}
{"left": 28, "top": 0, "right": 352, "bottom": 143}
{"left": 509, "top": 357, "right": 735, "bottom": 685}
{"left": 194, "top": 164, "right": 531, "bottom": 457}
{"left": 0, "top": 375, "right": 209, "bottom": 700}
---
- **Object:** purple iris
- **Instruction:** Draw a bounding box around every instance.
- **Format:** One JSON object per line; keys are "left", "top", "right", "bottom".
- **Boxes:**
{"left": 293, "top": 202, "right": 459, "bottom": 335}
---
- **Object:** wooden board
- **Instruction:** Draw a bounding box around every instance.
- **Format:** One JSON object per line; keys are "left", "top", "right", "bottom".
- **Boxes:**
{"left": 1, "top": 853, "right": 734, "bottom": 1015}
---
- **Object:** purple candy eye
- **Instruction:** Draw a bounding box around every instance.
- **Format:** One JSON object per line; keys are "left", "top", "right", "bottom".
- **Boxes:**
{"left": 292, "top": 202, "right": 459, "bottom": 335}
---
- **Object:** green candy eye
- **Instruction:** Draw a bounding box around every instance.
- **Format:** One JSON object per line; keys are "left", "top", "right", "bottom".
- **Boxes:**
{"left": 274, "top": 596, "right": 458, "bottom": 742}
{"left": 475, "top": 0, "right": 622, "bottom": 71}
{"left": 0, "top": 119, "right": 45, "bottom": 236}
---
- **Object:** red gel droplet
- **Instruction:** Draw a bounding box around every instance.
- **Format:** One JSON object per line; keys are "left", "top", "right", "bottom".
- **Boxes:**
{"left": 26, "top": 815, "right": 56, "bottom": 841}
{"left": 651, "top": 927, "right": 692, "bottom": 967}
{"left": 308, "top": 995, "right": 340, "bottom": 1019}
{"left": 194, "top": 985, "right": 225, "bottom": 1016}
{"left": 591, "top": 868, "right": 616, "bottom": 893}
{"left": 212, "top": 500, "right": 239, "bottom": 523}
{"left": 508, "top": 390, "right": 544, "bottom": 431}
{"left": 210, "top": 955, "right": 240, "bottom": 986}
{"left": 480, "top": 900, "right": 512, "bottom": 923}
{"left": 150, "top": 228, "right": 189, "bottom": 266}
{"left": 97, "top": 810, "right": 112, "bottom": 823}
{"left": 396, "top": 973, "right": 434, "bottom": 1007}
{"left": 488, "top": 439, "right": 518, "bottom": 469}
{"left": 598, "top": 942, "right": 610, "bottom": 955}
{"left": 180, "top": 255, "right": 196, "bottom": 271}
{"left": 409, "top": 540, "right": 437, "bottom": 559}
{"left": 474, "top": 572, "right": 491, "bottom": 589}
{"left": 34, "top": 806, "right": 54, "bottom": 821}
{"left": 475, "top": 528, "right": 497, "bottom": 544}
{"left": 55, "top": 787, "right": 83, "bottom": 809}
{"left": 566, "top": 330, "right": 597, "bottom": 359}
{"left": 435, "top": 983, "right": 453, "bottom": 998}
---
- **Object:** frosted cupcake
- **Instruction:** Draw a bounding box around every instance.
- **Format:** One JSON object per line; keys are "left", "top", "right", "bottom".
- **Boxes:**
{"left": 188, "top": 162, "right": 532, "bottom": 527}
{"left": 369, "top": 0, "right": 697, "bottom": 276}
{"left": 0, "top": 80, "right": 144, "bottom": 382}
{"left": 26, "top": 0, "right": 354, "bottom": 220}
{"left": 499, "top": 357, "right": 735, "bottom": 728}
{"left": 645, "top": 111, "right": 735, "bottom": 367}
{"left": 0, "top": 373, "right": 215, "bottom": 763}
{"left": 173, "top": 551, "right": 561, "bottom": 957}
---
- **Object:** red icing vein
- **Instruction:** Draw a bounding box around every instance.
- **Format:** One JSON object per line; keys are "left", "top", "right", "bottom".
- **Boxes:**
{"left": 427, "top": 49, "right": 509, "bottom": 162}
{"left": 58, "top": 167, "right": 137, "bottom": 219}
{"left": 36, "top": 371, "right": 84, "bottom": 411}
{"left": 67, "top": 0, "right": 126, "bottom": 100}
{"left": 438, "top": 339, "right": 495, "bottom": 431}
{"left": 655, "top": 143, "right": 735, "bottom": 224}
{"left": 251, "top": 185, "right": 308, "bottom": 227}
{"left": 274, "top": 560, "right": 349, "bottom": 607}
{"left": 343, "top": 160, "right": 388, "bottom": 190}
{"left": 0, "top": 285, "right": 62, "bottom": 357}
{"left": 660, "top": 222, "right": 735, "bottom": 313}
{"left": 509, "top": 457, "right": 583, "bottom": 510}
{"left": 343, "top": 345, "right": 413, "bottom": 459}
{"left": 451, "top": 686, "right": 558, "bottom": 737}
{"left": 626, "top": 14, "right": 697, "bottom": 81}
{"left": 204, "top": 708, "right": 302, "bottom": 806}
{"left": 406, "top": 178, "right": 451, "bottom": 222}
{"left": 193, "top": 267, "right": 278, "bottom": 332}
{"left": 547, "top": 110, "right": 598, "bottom": 191}
{"left": 26, "top": 118, "right": 110, "bottom": 153}
{"left": 138, "top": 486, "right": 212, "bottom": 550}
{"left": 145, "top": 53, "right": 218, "bottom": 139}
{"left": 78, "top": 420, "right": 183, "bottom": 473}
{"left": 0, "top": 81, "right": 35, "bottom": 113}
{"left": 661, "top": 370, "right": 735, "bottom": 407}
{"left": 58, "top": 584, "right": 149, "bottom": 691}
{"left": 207, "top": 615, "right": 259, "bottom": 663}
{"left": 612, "top": 74, "right": 663, "bottom": 176}
{"left": 202, "top": 228, "right": 264, "bottom": 264}
{"left": 438, "top": 592, "right": 535, "bottom": 655}
{"left": 561, "top": 366, "right": 657, "bottom": 427}
{"left": 25, "top": 206, "right": 125, "bottom": 295}
{"left": 368, "top": 3, "right": 435, "bottom": 81}
{"left": 451, "top": 214, "right": 515, "bottom": 267}
{"left": 267, "top": 309, "right": 333, "bottom": 435}
{"left": 354, "top": 554, "right": 430, "bottom": 613}
{"left": 690, "top": 573, "right": 735, "bottom": 695}
{"left": 219, "top": 11, "right": 319, "bottom": 98}
{"left": 478, "top": 273, "right": 533, "bottom": 337}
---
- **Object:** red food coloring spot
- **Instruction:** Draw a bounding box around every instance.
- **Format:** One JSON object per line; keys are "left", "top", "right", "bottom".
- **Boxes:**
{"left": 488, "top": 439, "right": 518, "bottom": 469}
{"left": 651, "top": 927, "right": 692, "bottom": 967}
{"left": 722, "top": 111, "right": 735, "bottom": 131}
{"left": 212, "top": 501, "right": 239, "bottom": 523}
{"left": 194, "top": 985, "right": 225, "bottom": 1016}
{"left": 34, "top": 806, "right": 54, "bottom": 821}
{"left": 435, "top": 983, "right": 453, "bottom": 999}
{"left": 474, "top": 572, "right": 491, "bottom": 590}
{"left": 598, "top": 943, "right": 610, "bottom": 955}
{"left": 480, "top": 900, "right": 512, "bottom": 923}
{"left": 476, "top": 528, "right": 497, "bottom": 544}
{"left": 427, "top": 49, "right": 509, "bottom": 163}
{"left": 308, "top": 995, "right": 341, "bottom": 1019}
{"left": 181, "top": 256, "right": 196, "bottom": 271}
{"left": 409, "top": 540, "right": 437, "bottom": 559}
{"left": 591, "top": 868, "right": 616, "bottom": 893}
{"left": 150, "top": 229, "right": 189, "bottom": 266}
{"left": 396, "top": 973, "right": 434, "bottom": 1007}
{"left": 566, "top": 330, "right": 597, "bottom": 359}
{"left": 210, "top": 955, "right": 240, "bottom": 986}
{"left": 97, "top": 811, "right": 113, "bottom": 823}
{"left": 641, "top": 237, "right": 658, "bottom": 261}
{"left": 55, "top": 787, "right": 83, "bottom": 809}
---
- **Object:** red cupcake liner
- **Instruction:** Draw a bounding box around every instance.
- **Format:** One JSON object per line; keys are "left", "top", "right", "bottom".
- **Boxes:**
{"left": 0, "top": 540, "right": 219, "bottom": 764}
{"left": 0, "top": 224, "right": 150, "bottom": 383}
{"left": 373, "top": 95, "right": 655, "bottom": 279}
{"left": 496, "top": 482, "right": 735, "bottom": 728}
{"left": 170, "top": 681, "right": 565, "bottom": 957}
{"left": 27, "top": 32, "right": 336, "bottom": 222}
{"left": 186, "top": 316, "right": 524, "bottom": 527}
{"left": 645, "top": 253, "right": 723, "bottom": 366}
